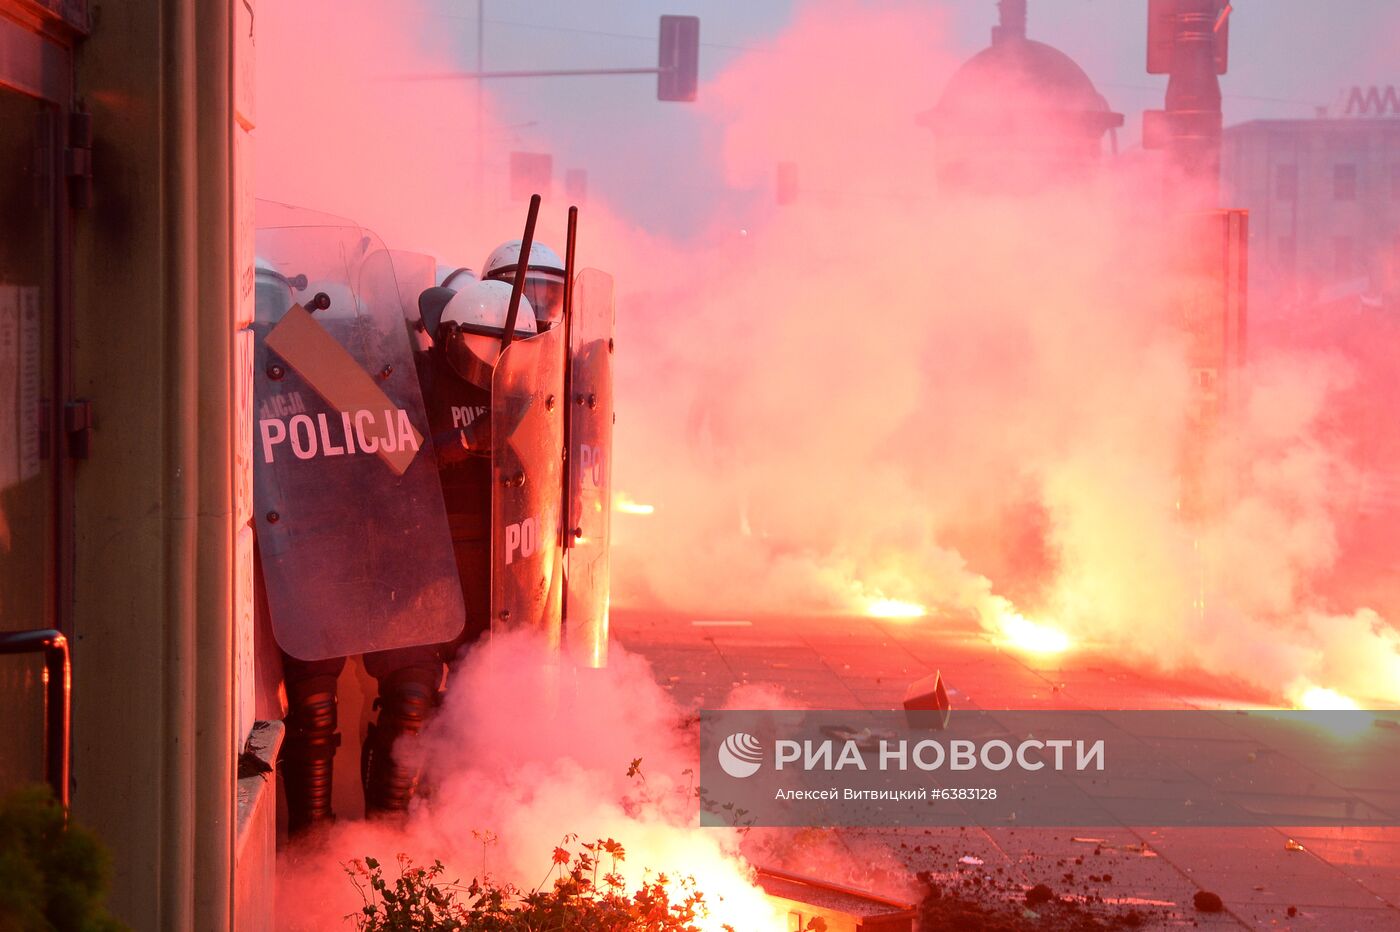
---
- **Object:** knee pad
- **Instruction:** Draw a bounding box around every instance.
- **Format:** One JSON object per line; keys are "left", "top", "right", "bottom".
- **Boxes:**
{"left": 281, "top": 673, "right": 341, "bottom": 834}
{"left": 362, "top": 663, "right": 441, "bottom": 816}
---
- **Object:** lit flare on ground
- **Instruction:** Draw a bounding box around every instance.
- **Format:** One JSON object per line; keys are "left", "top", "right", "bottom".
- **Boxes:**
{"left": 864, "top": 597, "right": 928, "bottom": 619}
{"left": 996, "top": 609, "right": 1071, "bottom": 655}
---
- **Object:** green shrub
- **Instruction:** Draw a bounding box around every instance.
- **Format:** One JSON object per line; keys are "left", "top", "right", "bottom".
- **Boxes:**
{"left": 0, "top": 784, "right": 127, "bottom": 932}
{"left": 348, "top": 837, "right": 824, "bottom": 931}
{"left": 347, "top": 839, "right": 708, "bottom": 932}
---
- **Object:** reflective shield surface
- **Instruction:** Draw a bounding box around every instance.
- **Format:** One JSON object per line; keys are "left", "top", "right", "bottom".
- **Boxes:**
{"left": 388, "top": 249, "right": 436, "bottom": 354}
{"left": 254, "top": 209, "right": 464, "bottom": 660}
{"left": 490, "top": 325, "right": 566, "bottom": 646}
{"left": 564, "top": 270, "right": 615, "bottom": 667}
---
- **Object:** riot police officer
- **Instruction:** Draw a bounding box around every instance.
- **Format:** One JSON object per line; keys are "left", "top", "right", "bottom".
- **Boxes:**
{"left": 282, "top": 276, "right": 531, "bottom": 830}
{"left": 482, "top": 240, "right": 566, "bottom": 331}
{"left": 251, "top": 213, "right": 466, "bottom": 834}
{"left": 418, "top": 279, "right": 538, "bottom": 656}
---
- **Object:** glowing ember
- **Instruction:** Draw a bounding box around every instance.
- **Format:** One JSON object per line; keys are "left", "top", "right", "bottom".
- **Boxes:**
{"left": 864, "top": 597, "right": 927, "bottom": 619}
{"left": 614, "top": 493, "right": 655, "bottom": 515}
{"left": 997, "top": 610, "right": 1071, "bottom": 654}
{"left": 1295, "top": 686, "right": 1359, "bottom": 711}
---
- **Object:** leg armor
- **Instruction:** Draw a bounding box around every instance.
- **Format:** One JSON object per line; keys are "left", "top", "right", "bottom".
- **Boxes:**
{"left": 361, "top": 661, "right": 441, "bottom": 817}
{"left": 281, "top": 669, "right": 342, "bottom": 835}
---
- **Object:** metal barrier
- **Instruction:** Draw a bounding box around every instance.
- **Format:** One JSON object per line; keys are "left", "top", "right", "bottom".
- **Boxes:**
{"left": 0, "top": 629, "right": 71, "bottom": 807}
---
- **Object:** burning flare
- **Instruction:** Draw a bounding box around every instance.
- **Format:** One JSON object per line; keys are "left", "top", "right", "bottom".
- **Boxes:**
{"left": 994, "top": 607, "right": 1071, "bottom": 655}
{"left": 614, "top": 492, "right": 655, "bottom": 515}
{"left": 1294, "top": 685, "right": 1360, "bottom": 711}
{"left": 864, "top": 597, "right": 928, "bottom": 620}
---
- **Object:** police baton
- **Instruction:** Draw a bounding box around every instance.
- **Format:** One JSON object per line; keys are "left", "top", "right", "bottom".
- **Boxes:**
{"left": 500, "top": 193, "right": 542, "bottom": 352}
{"left": 561, "top": 205, "right": 579, "bottom": 553}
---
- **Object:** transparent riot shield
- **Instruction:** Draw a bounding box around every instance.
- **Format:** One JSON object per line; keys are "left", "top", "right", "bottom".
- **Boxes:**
{"left": 490, "top": 324, "right": 566, "bottom": 647}
{"left": 564, "top": 270, "right": 615, "bottom": 668}
{"left": 388, "top": 250, "right": 435, "bottom": 321}
{"left": 388, "top": 250, "right": 436, "bottom": 354}
{"left": 253, "top": 209, "right": 464, "bottom": 661}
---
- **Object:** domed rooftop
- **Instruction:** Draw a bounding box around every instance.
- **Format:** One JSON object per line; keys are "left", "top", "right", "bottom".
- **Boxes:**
{"left": 919, "top": 0, "right": 1123, "bottom": 138}
{"left": 933, "top": 38, "right": 1123, "bottom": 134}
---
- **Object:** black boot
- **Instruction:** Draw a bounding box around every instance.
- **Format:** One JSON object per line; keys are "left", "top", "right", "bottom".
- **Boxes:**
{"left": 282, "top": 673, "right": 341, "bottom": 836}
{"left": 362, "top": 664, "right": 440, "bottom": 817}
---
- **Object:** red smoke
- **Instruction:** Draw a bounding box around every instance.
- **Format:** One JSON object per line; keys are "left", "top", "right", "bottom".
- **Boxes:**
{"left": 602, "top": 1, "right": 1400, "bottom": 706}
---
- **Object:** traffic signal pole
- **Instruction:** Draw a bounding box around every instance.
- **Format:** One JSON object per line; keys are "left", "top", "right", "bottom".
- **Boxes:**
{"left": 1145, "top": 0, "right": 1231, "bottom": 206}
{"left": 1164, "top": 0, "right": 1225, "bottom": 203}
{"left": 396, "top": 15, "right": 700, "bottom": 102}
{"left": 405, "top": 66, "right": 673, "bottom": 81}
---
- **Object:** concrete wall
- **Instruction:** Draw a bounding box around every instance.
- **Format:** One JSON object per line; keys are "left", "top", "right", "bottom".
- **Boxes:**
{"left": 69, "top": 0, "right": 239, "bottom": 927}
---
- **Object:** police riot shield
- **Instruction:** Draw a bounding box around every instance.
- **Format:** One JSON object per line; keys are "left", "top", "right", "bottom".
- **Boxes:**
{"left": 388, "top": 250, "right": 435, "bottom": 320}
{"left": 388, "top": 250, "right": 436, "bottom": 355}
{"left": 564, "top": 270, "right": 615, "bottom": 668}
{"left": 254, "top": 209, "right": 465, "bottom": 661}
{"left": 490, "top": 324, "right": 566, "bottom": 647}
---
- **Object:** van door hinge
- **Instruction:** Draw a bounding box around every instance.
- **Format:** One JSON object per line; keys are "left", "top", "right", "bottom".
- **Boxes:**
{"left": 65, "top": 400, "right": 94, "bottom": 460}
{"left": 65, "top": 107, "right": 93, "bottom": 209}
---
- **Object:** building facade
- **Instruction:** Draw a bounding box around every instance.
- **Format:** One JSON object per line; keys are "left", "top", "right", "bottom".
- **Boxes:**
{"left": 1222, "top": 87, "right": 1400, "bottom": 310}
{"left": 0, "top": 0, "right": 268, "bottom": 928}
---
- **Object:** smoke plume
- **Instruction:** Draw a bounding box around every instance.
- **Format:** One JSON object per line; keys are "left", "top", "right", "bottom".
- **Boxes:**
{"left": 602, "top": 2, "right": 1400, "bottom": 707}
{"left": 275, "top": 632, "right": 781, "bottom": 930}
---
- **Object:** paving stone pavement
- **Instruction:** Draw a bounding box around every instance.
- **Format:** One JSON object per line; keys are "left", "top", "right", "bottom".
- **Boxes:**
{"left": 612, "top": 609, "right": 1400, "bottom": 930}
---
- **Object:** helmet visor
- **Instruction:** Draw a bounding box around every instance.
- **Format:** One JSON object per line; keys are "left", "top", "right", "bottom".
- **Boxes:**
{"left": 443, "top": 329, "right": 503, "bottom": 389}
{"left": 524, "top": 277, "right": 565, "bottom": 329}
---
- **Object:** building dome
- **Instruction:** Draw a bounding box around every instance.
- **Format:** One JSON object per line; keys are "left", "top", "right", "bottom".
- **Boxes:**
{"left": 920, "top": 0, "right": 1123, "bottom": 189}
{"left": 930, "top": 37, "right": 1123, "bottom": 136}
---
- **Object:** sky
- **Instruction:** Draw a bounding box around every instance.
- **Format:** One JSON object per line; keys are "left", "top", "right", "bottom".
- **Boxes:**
{"left": 393, "top": 0, "right": 1400, "bottom": 237}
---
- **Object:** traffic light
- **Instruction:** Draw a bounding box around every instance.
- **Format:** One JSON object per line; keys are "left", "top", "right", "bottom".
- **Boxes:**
{"left": 1147, "top": 0, "right": 1230, "bottom": 75}
{"left": 658, "top": 15, "right": 699, "bottom": 102}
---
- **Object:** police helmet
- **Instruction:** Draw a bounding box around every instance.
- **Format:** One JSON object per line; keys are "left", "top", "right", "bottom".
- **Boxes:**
{"left": 438, "top": 279, "right": 537, "bottom": 389}
{"left": 481, "top": 240, "right": 566, "bottom": 330}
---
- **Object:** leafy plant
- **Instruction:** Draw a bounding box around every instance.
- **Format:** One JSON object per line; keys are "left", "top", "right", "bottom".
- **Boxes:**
{"left": 347, "top": 761, "right": 824, "bottom": 930}
{"left": 0, "top": 784, "right": 128, "bottom": 932}
{"left": 348, "top": 838, "right": 831, "bottom": 931}
{"left": 348, "top": 838, "right": 715, "bottom": 932}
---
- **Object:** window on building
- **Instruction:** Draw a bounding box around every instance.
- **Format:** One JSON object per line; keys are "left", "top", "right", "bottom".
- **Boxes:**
{"left": 1334, "top": 164, "right": 1357, "bottom": 200}
{"left": 1275, "top": 164, "right": 1297, "bottom": 201}
{"left": 1334, "top": 236, "right": 1355, "bottom": 278}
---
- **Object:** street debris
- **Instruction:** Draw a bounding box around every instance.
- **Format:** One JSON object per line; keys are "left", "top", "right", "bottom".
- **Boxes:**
{"left": 1192, "top": 890, "right": 1224, "bottom": 912}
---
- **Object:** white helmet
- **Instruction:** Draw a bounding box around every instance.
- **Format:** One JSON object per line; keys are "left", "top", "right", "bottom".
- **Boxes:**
{"left": 435, "top": 263, "right": 478, "bottom": 290}
{"left": 254, "top": 258, "right": 297, "bottom": 324}
{"left": 482, "top": 240, "right": 566, "bottom": 330}
{"left": 253, "top": 262, "right": 358, "bottom": 323}
{"left": 439, "top": 279, "right": 537, "bottom": 389}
